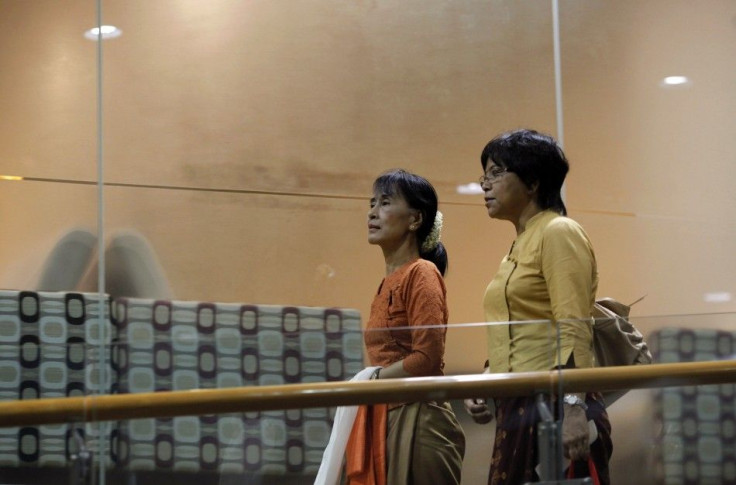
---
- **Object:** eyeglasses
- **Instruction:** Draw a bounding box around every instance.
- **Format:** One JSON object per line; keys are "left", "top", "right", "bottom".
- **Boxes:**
{"left": 478, "top": 166, "right": 508, "bottom": 185}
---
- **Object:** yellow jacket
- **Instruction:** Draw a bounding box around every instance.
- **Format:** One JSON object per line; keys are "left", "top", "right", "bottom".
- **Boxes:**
{"left": 484, "top": 210, "right": 597, "bottom": 373}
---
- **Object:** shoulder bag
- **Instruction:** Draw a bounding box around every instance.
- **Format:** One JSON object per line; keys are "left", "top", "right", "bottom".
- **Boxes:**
{"left": 592, "top": 296, "right": 652, "bottom": 405}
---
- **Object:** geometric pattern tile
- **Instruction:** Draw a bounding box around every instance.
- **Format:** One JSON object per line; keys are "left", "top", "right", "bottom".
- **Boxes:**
{"left": 0, "top": 290, "right": 113, "bottom": 468}
{"left": 650, "top": 328, "right": 736, "bottom": 485}
{"left": 111, "top": 297, "right": 363, "bottom": 475}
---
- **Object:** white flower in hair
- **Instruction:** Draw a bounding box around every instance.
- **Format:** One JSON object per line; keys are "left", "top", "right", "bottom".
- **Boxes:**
{"left": 421, "top": 211, "right": 443, "bottom": 253}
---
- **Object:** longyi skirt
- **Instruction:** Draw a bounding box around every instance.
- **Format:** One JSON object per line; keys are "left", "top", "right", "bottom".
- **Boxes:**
{"left": 489, "top": 393, "right": 612, "bottom": 485}
{"left": 386, "top": 401, "right": 466, "bottom": 485}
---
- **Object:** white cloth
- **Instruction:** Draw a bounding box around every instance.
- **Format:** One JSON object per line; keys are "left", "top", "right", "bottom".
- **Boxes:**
{"left": 314, "top": 366, "right": 381, "bottom": 485}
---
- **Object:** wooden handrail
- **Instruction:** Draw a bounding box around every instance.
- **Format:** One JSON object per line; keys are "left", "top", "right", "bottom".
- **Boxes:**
{"left": 2, "top": 360, "right": 736, "bottom": 427}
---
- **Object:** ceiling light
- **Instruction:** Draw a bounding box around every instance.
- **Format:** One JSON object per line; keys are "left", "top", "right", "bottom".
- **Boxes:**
{"left": 84, "top": 25, "right": 122, "bottom": 41}
{"left": 0, "top": 175, "right": 23, "bottom": 181}
{"left": 456, "top": 182, "right": 484, "bottom": 195}
{"left": 661, "top": 76, "right": 690, "bottom": 87}
{"left": 704, "top": 292, "right": 732, "bottom": 303}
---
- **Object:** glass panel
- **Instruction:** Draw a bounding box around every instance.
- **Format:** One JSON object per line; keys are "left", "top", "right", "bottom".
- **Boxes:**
{"left": 93, "top": 5, "right": 561, "bottom": 481}
{"left": 0, "top": 2, "right": 105, "bottom": 478}
{"left": 561, "top": 0, "right": 736, "bottom": 316}
{"left": 90, "top": 320, "right": 557, "bottom": 485}
{"left": 97, "top": 0, "right": 557, "bottom": 307}
{"left": 603, "top": 312, "right": 736, "bottom": 485}
{"left": 558, "top": 2, "right": 736, "bottom": 478}
{"left": 3, "top": 312, "right": 736, "bottom": 484}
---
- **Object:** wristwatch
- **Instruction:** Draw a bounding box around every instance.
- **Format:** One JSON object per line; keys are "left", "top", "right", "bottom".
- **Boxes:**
{"left": 563, "top": 394, "right": 588, "bottom": 410}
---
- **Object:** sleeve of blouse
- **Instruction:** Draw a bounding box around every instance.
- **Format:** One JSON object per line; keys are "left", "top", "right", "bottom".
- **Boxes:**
{"left": 401, "top": 263, "right": 448, "bottom": 376}
{"left": 541, "top": 218, "right": 596, "bottom": 367}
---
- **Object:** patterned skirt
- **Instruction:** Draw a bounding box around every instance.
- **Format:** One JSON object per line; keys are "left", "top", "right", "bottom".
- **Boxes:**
{"left": 489, "top": 393, "right": 613, "bottom": 485}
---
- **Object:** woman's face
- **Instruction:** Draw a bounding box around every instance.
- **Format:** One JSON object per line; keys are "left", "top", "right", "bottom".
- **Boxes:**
{"left": 480, "top": 162, "right": 534, "bottom": 223}
{"left": 367, "top": 189, "right": 418, "bottom": 249}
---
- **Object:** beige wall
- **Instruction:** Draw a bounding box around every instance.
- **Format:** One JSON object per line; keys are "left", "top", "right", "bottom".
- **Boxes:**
{"left": 1, "top": 2, "right": 735, "bottom": 483}
{"left": 1, "top": 0, "right": 735, "bottom": 377}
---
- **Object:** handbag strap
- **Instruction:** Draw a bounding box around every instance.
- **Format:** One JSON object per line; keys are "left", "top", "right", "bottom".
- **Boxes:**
{"left": 566, "top": 457, "right": 601, "bottom": 485}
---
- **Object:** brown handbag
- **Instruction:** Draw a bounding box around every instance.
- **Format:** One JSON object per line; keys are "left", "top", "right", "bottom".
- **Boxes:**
{"left": 592, "top": 297, "right": 652, "bottom": 405}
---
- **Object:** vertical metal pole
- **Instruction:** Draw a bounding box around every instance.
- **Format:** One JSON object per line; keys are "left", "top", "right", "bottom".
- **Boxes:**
{"left": 95, "top": 1, "right": 108, "bottom": 484}
{"left": 536, "top": 394, "right": 560, "bottom": 481}
{"left": 552, "top": 3, "right": 566, "bottom": 481}
{"left": 552, "top": 0, "right": 566, "bottom": 206}
{"left": 552, "top": 0, "right": 564, "bottom": 149}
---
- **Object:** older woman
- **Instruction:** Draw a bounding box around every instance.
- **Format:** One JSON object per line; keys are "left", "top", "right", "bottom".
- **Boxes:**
{"left": 346, "top": 169, "right": 465, "bottom": 485}
{"left": 465, "top": 129, "right": 613, "bottom": 484}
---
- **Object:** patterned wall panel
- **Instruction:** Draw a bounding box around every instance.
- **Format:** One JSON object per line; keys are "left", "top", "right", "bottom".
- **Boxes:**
{"left": 650, "top": 328, "right": 736, "bottom": 485}
{"left": 112, "top": 298, "right": 363, "bottom": 477}
{"left": 0, "top": 290, "right": 113, "bottom": 468}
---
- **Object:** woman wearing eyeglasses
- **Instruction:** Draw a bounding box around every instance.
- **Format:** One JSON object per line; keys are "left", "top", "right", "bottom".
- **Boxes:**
{"left": 464, "top": 129, "right": 612, "bottom": 484}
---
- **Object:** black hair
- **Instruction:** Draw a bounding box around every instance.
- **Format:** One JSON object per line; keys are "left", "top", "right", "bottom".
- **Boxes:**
{"left": 372, "top": 169, "right": 448, "bottom": 276}
{"left": 480, "top": 129, "right": 569, "bottom": 216}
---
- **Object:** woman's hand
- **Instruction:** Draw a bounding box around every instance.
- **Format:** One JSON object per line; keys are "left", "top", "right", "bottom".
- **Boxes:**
{"left": 463, "top": 398, "right": 494, "bottom": 424}
{"left": 562, "top": 404, "right": 590, "bottom": 461}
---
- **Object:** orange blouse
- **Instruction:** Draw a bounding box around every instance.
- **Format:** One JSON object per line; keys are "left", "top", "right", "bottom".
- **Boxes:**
{"left": 363, "top": 259, "right": 448, "bottom": 377}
